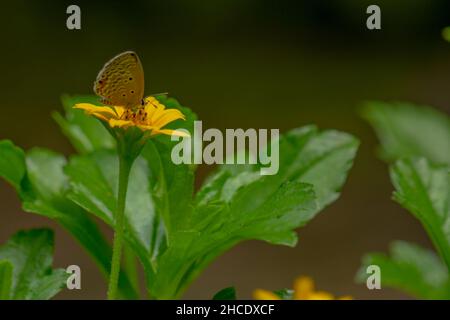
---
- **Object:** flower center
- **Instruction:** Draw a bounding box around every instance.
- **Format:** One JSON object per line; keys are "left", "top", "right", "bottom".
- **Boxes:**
{"left": 121, "top": 107, "right": 148, "bottom": 124}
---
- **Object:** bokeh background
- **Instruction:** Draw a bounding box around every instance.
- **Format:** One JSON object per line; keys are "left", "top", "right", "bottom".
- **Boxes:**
{"left": 1, "top": 0, "right": 450, "bottom": 299}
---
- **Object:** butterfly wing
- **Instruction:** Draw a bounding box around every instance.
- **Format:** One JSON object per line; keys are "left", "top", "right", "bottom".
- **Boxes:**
{"left": 94, "top": 51, "right": 145, "bottom": 108}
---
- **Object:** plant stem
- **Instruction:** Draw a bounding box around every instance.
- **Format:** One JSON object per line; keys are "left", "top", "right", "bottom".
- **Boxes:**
{"left": 124, "top": 245, "right": 139, "bottom": 295}
{"left": 107, "top": 155, "right": 132, "bottom": 300}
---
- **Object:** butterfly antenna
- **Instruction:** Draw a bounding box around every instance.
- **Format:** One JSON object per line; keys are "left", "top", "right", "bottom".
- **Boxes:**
{"left": 151, "top": 92, "right": 169, "bottom": 97}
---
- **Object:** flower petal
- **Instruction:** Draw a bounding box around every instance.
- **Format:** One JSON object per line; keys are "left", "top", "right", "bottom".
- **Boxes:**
{"left": 307, "top": 291, "right": 334, "bottom": 300}
{"left": 109, "top": 119, "right": 134, "bottom": 128}
{"left": 74, "top": 97, "right": 189, "bottom": 136}
{"left": 144, "top": 103, "right": 159, "bottom": 120}
{"left": 74, "top": 103, "right": 117, "bottom": 119}
{"left": 144, "top": 96, "right": 164, "bottom": 116}
{"left": 253, "top": 289, "right": 281, "bottom": 300}
{"left": 293, "top": 276, "right": 314, "bottom": 300}
{"left": 113, "top": 106, "right": 126, "bottom": 118}
{"left": 151, "top": 128, "right": 190, "bottom": 137}
{"left": 148, "top": 104, "right": 166, "bottom": 123}
{"left": 144, "top": 96, "right": 163, "bottom": 107}
{"left": 152, "top": 109, "right": 186, "bottom": 128}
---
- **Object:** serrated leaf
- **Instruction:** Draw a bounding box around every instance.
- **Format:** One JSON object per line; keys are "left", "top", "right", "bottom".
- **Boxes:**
{"left": 0, "top": 260, "right": 13, "bottom": 300}
{"left": 0, "top": 141, "right": 137, "bottom": 299}
{"left": 45, "top": 94, "right": 357, "bottom": 299}
{"left": 206, "top": 126, "right": 359, "bottom": 213}
{"left": 360, "top": 101, "right": 450, "bottom": 299}
{"left": 361, "top": 101, "right": 450, "bottom": 164}
{"left": 148, "top": 126, "right": 358, "bottom": 298}
{"left": 196, "top": 125, "right": 359, "bottom": 243}
{"left": 390, "top": 157, "right": 450, "bottom": 270}
{"left": 213, "top": 287, "right": 236, "bottom": 300}
{"left": 357, "top": 241, "right": 450, "bottom": 299}
{"left": 0, "top": 229, "right": 67, "bottom": 300}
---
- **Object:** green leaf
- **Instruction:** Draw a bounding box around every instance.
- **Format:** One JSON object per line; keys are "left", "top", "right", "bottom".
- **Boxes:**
{"left": 0, "top": 141, "right": 137, "bottom": 299}
{"left": 55, "top": 94, "right": 197, "bottom": 243}
{"left": 196, "top": 126, "right": 359, "bottom": 244}
{"left": 149, "top": 126, "right": 358, "bottom": 298}
{"left": 361, "top": 101, "right": 450, "bottom": 164}
{"left": 390, "top": 157, "right": 450, "bottom": 270}
{"left": 59, "top": 95, "right": 198, "bottom": 296}
{"left": 0, "top": 260, "right": 13, "bottom": 300}
{"left": 213, "top": 287, "right": 237, "bottom": 300}
{"left": 357, "top": 241, "right": 450, "bottom": 299}
{"left": 359, "top": 101, "right": 450, "bottom": 298}
{"left": 64, "top": 149, "right": 162, "bottom": 277}
{"left": 0, "top": 140, "right": 26, "bottom": 191}
{"left": 53, "top": 95, "right": 115, "bottom": 154}
{"left": 233, "top": 181, "right": 316, "bottom": 245}
{"left": 273, "top": 289, "right": 294, "bottom": 300}
{"left": 0, "top": 229, "right": 67, "bottom": 300}
{"left": 51, "top": 95, "right": 357, "bottom": 299}
{"left": 146, "top": 95, "right": 198, "bottom": 234}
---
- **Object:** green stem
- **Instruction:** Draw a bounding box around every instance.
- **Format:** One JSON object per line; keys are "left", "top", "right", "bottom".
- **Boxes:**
{"left": 107, "top": 155, "right": 133, "bottom": 300}
{"left": 124, "top": 245, "right": 140, "bottom": 295}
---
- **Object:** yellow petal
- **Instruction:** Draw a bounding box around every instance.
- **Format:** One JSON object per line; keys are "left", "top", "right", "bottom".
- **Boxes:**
{"left": 144, "top": 96, "right": 165, "bottom": 115}
{"left": 144, "top": 103, "right": 159, "bottom": 120}
{"left": 148, "top": 104, "right": 166, "bottom": 123}
{"left": 144, "top": 96, "right": 156, "bottom": 104}
{"left": 74, "top": 103, "right": 117, "bottom": 118}
{"left": 113, "top": 106, "right": 126, "bottom": 118}
{"left": 253, "top": 289, "right": 281, "bottom": 300}
{"left": 144, "top": 96, "right": 163, "bottom": 106}
{"left": 74, "top": 103, "right": 98, "bottom": 112}
{"left": 150, "top": 128, "right": 190, "bottom": 137}
{"left": 307, "top": 291, "right": 334, "bottom": 300}
{"left": 152, "top": 109, "right": 185, "bottom": 128}
{"left": 109, "top": 119, "right": 134, "bottom": 128}
{"left": 293, "top": 276, "right": 314, "bottom": 300}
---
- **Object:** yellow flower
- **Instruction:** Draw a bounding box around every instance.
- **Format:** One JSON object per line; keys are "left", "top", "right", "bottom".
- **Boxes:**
{"left": 253, "top": 276, "right": 353, "bottom": 300}
{"left": 253, "top": 289, "right": 281, "bottom": 300}
{"left": 74, "top": 96, "right": 189, "bottom": 137}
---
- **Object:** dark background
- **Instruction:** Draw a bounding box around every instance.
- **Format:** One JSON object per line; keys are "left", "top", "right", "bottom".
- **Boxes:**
{"left": 1, "top": 0, "right": 450, "bottom": 299}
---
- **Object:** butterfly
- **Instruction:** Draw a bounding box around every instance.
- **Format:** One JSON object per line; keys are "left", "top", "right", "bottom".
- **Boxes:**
{"left": 94, "top": 51, "right": 145, "bottom": 109}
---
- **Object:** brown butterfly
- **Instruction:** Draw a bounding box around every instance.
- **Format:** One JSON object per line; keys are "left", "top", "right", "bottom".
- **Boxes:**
{"left": 94, "top": 51, "right": 145, "bottom": 109}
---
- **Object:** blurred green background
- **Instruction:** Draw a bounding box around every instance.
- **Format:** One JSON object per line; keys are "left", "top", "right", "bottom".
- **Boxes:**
{"left": 0, "top": 0, "right": 450, "bottom": 299}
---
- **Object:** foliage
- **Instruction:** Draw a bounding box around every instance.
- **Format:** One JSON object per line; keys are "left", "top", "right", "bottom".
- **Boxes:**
{"left": 359, "top": 101, "right": 450, "bottom": 299}
{"left": 358, "top": 241, "right": 450, "bottom": 299}
{"left": 212, "top": 287, "right": 236, "bottom": 300}
{"left": 0, "top": 95, "right": 358, "bottom": 299}
{"left": 0, "top": 229, "right": 67, "bottom": 300}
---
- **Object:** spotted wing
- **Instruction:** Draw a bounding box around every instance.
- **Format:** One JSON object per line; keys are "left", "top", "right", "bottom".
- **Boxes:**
{"left": 93, "top": 51, "right": 145, "bottom": 108}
